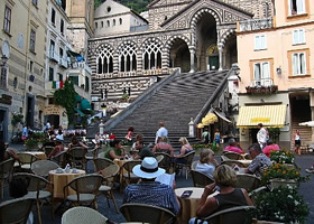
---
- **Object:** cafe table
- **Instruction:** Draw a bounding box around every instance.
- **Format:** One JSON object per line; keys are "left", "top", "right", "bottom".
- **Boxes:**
{"left": 24, "top": 151, "right": 47, "bottom": 160}
{"left": 175, "top": 187, "right": 219, "bottom": 224}
{"left": 48, "top": 168, "right": 86, "bottom": 199}
{"left": 237, "top": 159, "right": 252, "bottom": 167}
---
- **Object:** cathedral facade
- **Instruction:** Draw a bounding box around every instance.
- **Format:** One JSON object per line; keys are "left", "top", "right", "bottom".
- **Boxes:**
{"left": 88, "top": 0, "right": 273, "bottom": 104}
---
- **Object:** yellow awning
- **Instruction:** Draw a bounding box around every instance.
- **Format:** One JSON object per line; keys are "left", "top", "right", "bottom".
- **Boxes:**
{"left": 237, "top": 104, "right": 287, "bottom": 128}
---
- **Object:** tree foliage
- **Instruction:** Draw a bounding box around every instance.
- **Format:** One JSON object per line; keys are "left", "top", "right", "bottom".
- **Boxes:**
{"left": 53, "top": 79, "right": 77, "bottom": 125}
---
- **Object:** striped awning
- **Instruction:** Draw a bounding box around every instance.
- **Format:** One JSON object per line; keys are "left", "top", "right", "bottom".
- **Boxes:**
{"left": 237, "top": 104, "right": 287, "bottom": 128}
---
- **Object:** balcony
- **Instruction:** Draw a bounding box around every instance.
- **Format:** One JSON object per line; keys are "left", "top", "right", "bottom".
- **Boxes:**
{"left": 239, "top": 18, "right": 273, "bottom": 32}
{"left": 49, "top": 50, "right": 59, "bottom": 62}
{"left": 246, "top": 78, "right": 278, "bottom": 95}
{"left": 59, "top": 57, "right": 68, "bottom": 68}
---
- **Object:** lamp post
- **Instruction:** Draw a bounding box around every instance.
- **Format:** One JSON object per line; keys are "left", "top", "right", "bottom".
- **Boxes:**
{"left": 101, "top": 103, "right": 107, "bottom": 118}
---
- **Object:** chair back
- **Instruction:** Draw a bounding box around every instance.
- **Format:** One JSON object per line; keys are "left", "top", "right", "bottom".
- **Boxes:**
{"left": 93, "top": 158, "right": 115, "bottom": 172}
{"left": 61, "top": 206, "right": 108, "bottom": 224}
{"left": 183, "top": 150, "right": 196, "bottom": 165}
{"left": 221, "top": 160, "right": 245, "bottom": 168}
{"left": 0, "top": 158, "right": 15, "bottom": 180}
{"left": 17, "top": 152, "right": 38, "bottom": 166}
{"left": 235, "top": 174, "right": 261, "bottom": 193}
{"left": 155, "top": 152, "right": 173, "bottom": 172}
{"left": 191, "top": 170, "right": 214, "bottom": 187}
{"left": 66, "top": 174, "right": 103, "bottom": 194}
{"left": 222, "top": 151, "right": 243, "bottom": 160}
{"left": 201, "top": 205, "right": 257, "bottom": 224}
{"left": 120, "top": 203, "right": 176, "bottom": 224}
{"left": 0, "top": 198, "right": 33, "bottom": 224}
{"left": 121, "top": 160, "right": 142, "bottom": 179}
{"left": 43, "top": 146, "right": 55, "bottom": 157}
{"left": 66, "top": 147, "right": 87, "bottom": 169}
{"left": 52, "top": 151, "right": 66, "bottom": 167}
{"left": 31, "top": 160, "right": 60, "bottom": 177}
{"left": 13, "top": 172, "right": 49, "bottom": 194}
{"left": 191, "top": 160, "right": 198, "bottom": 170}
{"left": 156, "top": 154, "right": 164, "bottom": 164}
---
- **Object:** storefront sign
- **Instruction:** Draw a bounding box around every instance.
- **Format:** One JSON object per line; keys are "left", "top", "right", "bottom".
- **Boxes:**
{"left": 251, "top": 117, "right": 271, "bottom": 123}
{"left": 44, "top": 105, "right": 62, "bottom": 115}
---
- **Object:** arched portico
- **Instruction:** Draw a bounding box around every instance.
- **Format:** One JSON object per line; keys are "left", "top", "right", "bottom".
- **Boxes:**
{"left": 166, "top": 36, "right": 190, "bottom": 73}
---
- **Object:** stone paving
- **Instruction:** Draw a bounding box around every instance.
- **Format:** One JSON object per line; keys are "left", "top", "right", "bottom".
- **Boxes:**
{"left": 2, "top": 143, "right": 314, "bottom": 223}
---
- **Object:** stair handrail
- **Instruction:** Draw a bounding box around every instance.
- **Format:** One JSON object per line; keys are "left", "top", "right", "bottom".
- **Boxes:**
{"left": 102, "top": 69, "right": 181, "bottom": 132}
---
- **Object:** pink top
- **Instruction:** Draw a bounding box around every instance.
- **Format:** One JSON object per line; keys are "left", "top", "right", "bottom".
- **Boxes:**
{"left": 223, "top": 145, "right": 243, "bottom": 154}
{"left": 263, "top": 144, "right": 280, "bottom": 157}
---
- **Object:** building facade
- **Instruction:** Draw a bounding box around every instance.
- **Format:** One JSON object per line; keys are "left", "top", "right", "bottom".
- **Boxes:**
{"left": 88, "top": 0, "right": 274, "bottom": 106}
{"left": 237, "top": 0, "right": 314, "bottom": 149}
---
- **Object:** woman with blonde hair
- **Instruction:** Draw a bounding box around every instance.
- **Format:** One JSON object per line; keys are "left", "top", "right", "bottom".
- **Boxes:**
{"left": 173, "top": 137, "right": 194, "bottom": 164}
{"left": 195, "top": 148, "right": 218, "bottom": 178}
{"left": 190, "top": 165, "right": 252, "bottom": 223}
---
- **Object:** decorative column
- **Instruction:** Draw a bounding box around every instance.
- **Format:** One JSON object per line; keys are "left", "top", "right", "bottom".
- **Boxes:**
{"left": 218, "top": 43, "right": 223, "bottom": 71}
{"left": 189, "top": 47, "right": 195, "bottom": 73}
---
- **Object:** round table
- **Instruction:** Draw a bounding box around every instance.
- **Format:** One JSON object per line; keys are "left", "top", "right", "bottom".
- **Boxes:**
{"left": 48, "top": 169, "right": 85, "bottom": 199}
{"left": 24, "top": 151, "right": 47, "bottom": 160}
{"left": 175, "top": 187, "right": 219, "bottom": 224}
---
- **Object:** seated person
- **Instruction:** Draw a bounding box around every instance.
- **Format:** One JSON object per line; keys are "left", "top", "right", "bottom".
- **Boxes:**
{"left": 243, "top": 143, "right": 272, "bottom": 177}
{"left": 123, "top": 157, "right": 180, "bottom": 214}
{"left": 152, "top": 136, "right": 174, "bottom": 156}
{"left": 67, "top": 136, "right": 88, "bottom": 151}
{"left": 0, "top": 140, "right": 19, "bottom": 162}
{"left": 48, "top": 137, "right": 64, "bottom": 159}
{"left": 262, "top": 139, "right": 280, "bottom": 157}
{"left": 223, "top": 138, "right": 244, "bottom": 154}
{"left": 173, "top": 137, "right": 194, "bottom": 163}
{"left": 190, "top": 165, "right": 252, "bottom": 223}
{"left": 105, "top": 139, "right": 126, "bottom": 160}
{"left": 195, "top": 148, "right": 218, "bottom": 178}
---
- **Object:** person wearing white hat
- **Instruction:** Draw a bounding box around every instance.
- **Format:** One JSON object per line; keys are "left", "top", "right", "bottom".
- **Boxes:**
{"left": 123, "top": 157, "right": 180, "bottom": 214}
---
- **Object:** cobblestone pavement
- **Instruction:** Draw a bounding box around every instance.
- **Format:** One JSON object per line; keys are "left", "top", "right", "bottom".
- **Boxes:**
{"left": 2, "top": 143, "right": 314, "bottom": 223}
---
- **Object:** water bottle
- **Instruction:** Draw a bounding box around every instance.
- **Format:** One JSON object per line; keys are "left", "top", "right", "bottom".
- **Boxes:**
{"left": 65, "top": 163, "right": 71, "bottom": 173}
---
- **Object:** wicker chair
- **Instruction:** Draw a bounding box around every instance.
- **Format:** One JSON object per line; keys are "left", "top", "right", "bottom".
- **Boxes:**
{"left": 31, "top": 160, "right": 60, "bottom": 178}
{"left": 235, "top": 173, "right": 261, "bottom": 193}
{"left": 16, "top": 152, "right": 38, "bottom": 172}
{"left": 120, "top": 203, "right": 177, "bottom": 224}
{"left": 221, "top": 151, "right": 243, "bottom": 161}
{"left": 97, "top": 162, "right": 120, "bottom": 212}
{"left": 174, "top": 150, "right": 195, "bottom": 179}
{"left": 51, "top": 150, "right": 66, "bottom": 167}
{"left": 221, "top": 159, "right": 246, "bottom": 168}
{"left": 155, "top": 152, "right": 174, "bottom": 173}
{"left": 61, "top": 206, "right": 108, "bottom": 224}
{"left": 0, "top": 158, "right": 15, "bottom": 198}
{"left": 66, "top": 147, "right": 87, "bottom": 169}
{"left": 195, "top": 205, "right": 257, "bottom": 224}
{"left": 12, "top": 172, "right": 52, "bottom": 224}
{"left": 63, "top": 174, "right": 103, "bottom": 208}
{"left": 191, "top": 170, "right": 215, "bottom": 187}
{"left": 120, "top": 160, "right": 142, "bottom": 190}
{"left": 156, "top": 154, "right": 165, "bottom": 164}
{"left": 0, "top": 197, "right": 33, "bottom": 224}
{"left": 42, "top": 145, "right": 55, "bottom": 158}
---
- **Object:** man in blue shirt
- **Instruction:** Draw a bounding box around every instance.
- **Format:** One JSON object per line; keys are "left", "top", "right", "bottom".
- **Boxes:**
{"left": 123, "top": 157, "right": 180, "bottom": 214}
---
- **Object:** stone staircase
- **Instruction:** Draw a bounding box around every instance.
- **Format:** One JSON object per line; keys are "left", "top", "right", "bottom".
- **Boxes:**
{"left": 87, "top": 69, "right": 230, "bottom": 148}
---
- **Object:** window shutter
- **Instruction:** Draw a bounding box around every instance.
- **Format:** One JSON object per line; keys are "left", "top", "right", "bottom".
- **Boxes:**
{"left": 296, "top": 0, "right": 305, "bottom": 14}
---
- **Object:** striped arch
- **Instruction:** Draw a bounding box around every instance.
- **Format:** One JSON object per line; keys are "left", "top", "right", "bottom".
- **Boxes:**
{"left": 165, "top": 35, "right": 190, "bottom": 51}
{"left": 95, "top": 43, "right": 114, "bottom": 74}
{"left": 190, "top": 8, "right": 221, "bottom": 46}
{"left": 117, "top": 40, "right": 138, "bottom": 72}
{"left": 141, "top": 37, "right": 164, "bottom": 70}
{"left": 220, "top": 29, "right": 236, "bottom": 46}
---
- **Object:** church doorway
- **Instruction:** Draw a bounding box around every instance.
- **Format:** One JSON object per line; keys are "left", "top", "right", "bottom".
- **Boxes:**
{"left": 169, "top": 38, "right": 190, "bottom": 73}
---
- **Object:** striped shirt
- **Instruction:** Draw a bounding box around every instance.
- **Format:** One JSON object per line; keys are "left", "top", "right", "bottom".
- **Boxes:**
{"left": 123, "top": 181, "right": 180, "bottom": 214}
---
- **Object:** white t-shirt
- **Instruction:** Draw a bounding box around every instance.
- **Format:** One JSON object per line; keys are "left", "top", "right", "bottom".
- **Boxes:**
{"left": 195, "top": 162, "right": 215, "bottom": 178}
{"left": 257, "top": 127, "right": 267, "bottom": 143}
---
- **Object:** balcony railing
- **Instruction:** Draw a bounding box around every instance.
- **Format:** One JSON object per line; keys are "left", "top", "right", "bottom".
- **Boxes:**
{"left": 239, "top": 18, "right": 273, "bottom": 32}
{"left": 59, "top": 57, "right": 68, "bottom": 68}
{"left": 246, "top": 78, "right": 278, "bottom": 95}
{"left": 49, "top": 51, "right": 59, "bottom": 62}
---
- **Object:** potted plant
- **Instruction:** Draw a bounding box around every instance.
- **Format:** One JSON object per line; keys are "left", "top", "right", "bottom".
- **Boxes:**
{"left": 254, "top": 186, "right": 309, "bottom": 223}
{"left": 270, "top": 150, "right": 295, "bottom": 164}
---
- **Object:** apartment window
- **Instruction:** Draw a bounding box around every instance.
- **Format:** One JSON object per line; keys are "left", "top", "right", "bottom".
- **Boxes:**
{"left": 95, "top": 22, "right": 98, "bottom": 29}
{"left": 32, "top": 0, "right": 38, "bottom": 6}
{"left": 51, "top": 8, "right": 56, "bottom": 25}
{"left": 50, "top": 40, "right": 55, "bottom": 57}
{"left": 254, "top": 34, "right": 267, "bottom": 50}
{"left": 292, "top": 52, "right": 306, "bottom": 75}
{"left": 119, "top": 18, "right": 122, "bottom": 25}
{"left": 59, "top": 48, "right": 64, "bottom": 59}
{"left": 58, "top": 73, "right": 63, "bottom": 81}
{"left": 85, "top": 76, "right": 90, "bottom": 92}
{"left": 113, "top": 19, "right": 116, "bottom": 26}
{"left": 3, "top": 6, "right": 11, "bottom": 33}
{"left": 49, "top": 67, "right": 54, "bottom": 81}
{"left": 254, "top": 62, "right": 271, "bottom": 86}
{"left": 289, "top": 0, "right": 305, "bottom": 15}
{"left": 29, "top": 29, "right": 36, "bottom": 52}
{"left": 292, "top": 29, "right": 305, "bottom": 45}
{"left": 60, "top": 19, "right": 64, "bottom": 35}
{"left": 101, "top": 21, "right": 103, "bottom": 28}
{"left": 107, "top": 20, "right": 110, "bottom": 27}
{"left": 30, "top": 61, "right": 33, "bottom": 72}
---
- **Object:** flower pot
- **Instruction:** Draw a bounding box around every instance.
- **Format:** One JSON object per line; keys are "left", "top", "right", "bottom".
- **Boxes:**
{"left": 270, "top": 178, "right": 297, "bottom": 190}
